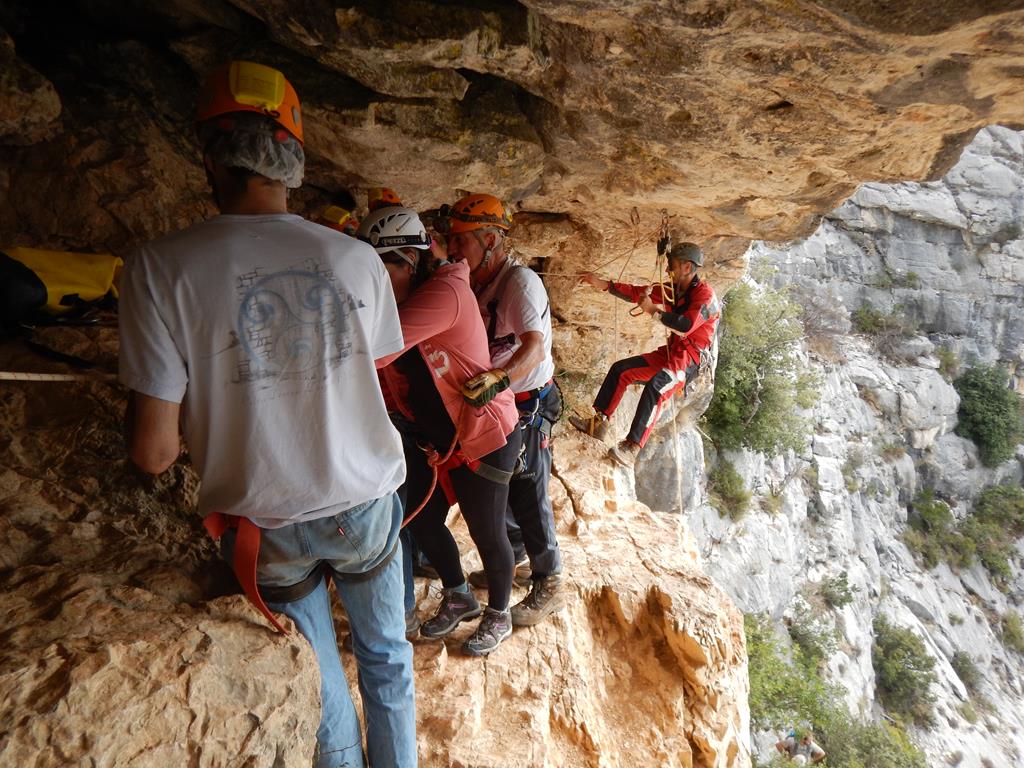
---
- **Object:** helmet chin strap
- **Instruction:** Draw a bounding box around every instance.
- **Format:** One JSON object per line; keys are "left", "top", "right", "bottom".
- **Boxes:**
{"left": 470, "top": 230, "right": 498, "bottom": 277}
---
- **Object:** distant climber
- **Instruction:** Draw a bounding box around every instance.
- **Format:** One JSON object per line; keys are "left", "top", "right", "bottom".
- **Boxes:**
{"left": 442, "top": 193, "right": 568, "bottom": 628}
{"left": 776, "top": 728, "right": 826, "bottom": 764}
{"left": 570, "top": 239, "right": 720, "bottom": 468}
{"left": 119, "top": 61, "right": 416, "bottom": 767}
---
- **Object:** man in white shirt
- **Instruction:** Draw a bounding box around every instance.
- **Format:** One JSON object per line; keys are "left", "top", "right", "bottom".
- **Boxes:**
{"left": 446, "top": 193, "right": 567, "bottom": 627}
{"left": 119, "top": 61, "right": 415, "bottom": 768}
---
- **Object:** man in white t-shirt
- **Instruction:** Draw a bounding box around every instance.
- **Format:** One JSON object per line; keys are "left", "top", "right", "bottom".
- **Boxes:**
{"left": 445, "top": 193, "right": 567, "bottom": 627}
{"left": 776, "top": 729, "right": 826, "bottom": 764}
{"left": 118, "top": 61, "right": 415, "bottom": 768}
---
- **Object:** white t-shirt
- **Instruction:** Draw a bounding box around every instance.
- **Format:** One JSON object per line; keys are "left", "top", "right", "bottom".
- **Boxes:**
{"left": 474, "top": 257, "right": 555, "bottom": 393}
{"left": 119, "top": 213, "right": 406, "bottom": 529}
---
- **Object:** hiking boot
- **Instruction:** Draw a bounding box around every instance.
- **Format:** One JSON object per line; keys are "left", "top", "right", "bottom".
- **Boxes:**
{"left": 468, "top": 558, "right": 532, "bottom": 589}
{"left": 568, "top": 413, "right": 609, "bottom": 440}
{"left": 511, "top": 574, "right": 568, "bottom": 627}
{"left": 419, "top": 588, "right": 482, "bottom": 639}
{"left": 609, "top": 440, "right": 640, "bottom": 469}
{"left": 462, "top": 607, "right": 513, "bottom": 657}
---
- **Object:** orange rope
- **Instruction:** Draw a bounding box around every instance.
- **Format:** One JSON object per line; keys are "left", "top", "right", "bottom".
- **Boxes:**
{"left": 401, "top": 433, "right": 459, "bottom": 528}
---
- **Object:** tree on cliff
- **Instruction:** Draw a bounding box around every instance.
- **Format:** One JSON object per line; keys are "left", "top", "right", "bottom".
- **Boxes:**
{"left": 704, "top": 282, "right": 818, "bottom": 457}
{"left": 953, "top": 364, "right": 1024, "bottom": 467}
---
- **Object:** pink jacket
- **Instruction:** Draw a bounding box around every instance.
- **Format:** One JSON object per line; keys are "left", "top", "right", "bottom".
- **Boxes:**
{"left": 382, "top": 260, "right": 518, "bottom": 462}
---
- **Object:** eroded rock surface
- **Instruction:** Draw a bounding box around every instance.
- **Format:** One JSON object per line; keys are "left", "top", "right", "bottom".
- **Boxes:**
{"left": 0, "top": 329, "right": 748, "bottom": 767}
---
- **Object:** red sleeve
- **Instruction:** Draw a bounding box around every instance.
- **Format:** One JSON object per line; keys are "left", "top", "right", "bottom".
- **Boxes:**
{"left": 607, "top": 281, "right": 649, "bottom": 303}
{"left": 660, "top": 281, "right": 717, "bottom": 337}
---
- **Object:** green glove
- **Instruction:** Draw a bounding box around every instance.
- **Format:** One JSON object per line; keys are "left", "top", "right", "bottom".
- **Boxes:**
{"left": 462, "top": 368, "right": 510, "bottom": 407}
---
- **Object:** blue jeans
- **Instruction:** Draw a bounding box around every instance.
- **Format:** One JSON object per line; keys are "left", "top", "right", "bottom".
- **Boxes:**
{"left": 236, "top": 493, "right": 417, "bottom": 768}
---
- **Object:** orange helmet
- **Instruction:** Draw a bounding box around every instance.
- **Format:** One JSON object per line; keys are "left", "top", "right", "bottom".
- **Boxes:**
{"left": 196, "top": 61, "right": 303, "bottom": 144}
{"left": 440, "top": 193, "right": 512, "bottom": 235}
{"left": 368, "top": 187, "right": 402, "bottom": 212}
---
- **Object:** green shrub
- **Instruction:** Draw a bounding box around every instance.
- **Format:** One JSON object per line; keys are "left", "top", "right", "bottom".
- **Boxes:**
{"left": 704, "top": 283, "right": 819, "bottom": 457}
{"left": 950, "top": 650, "right": 983, "bottom": 696}
{"left": 787, "top": 607, "right": 838, "bottom": 670}
{"left": 851, "top": 303, "right": 890, "bottom": 334}
{"left": 820, "top": 572, "right": 858, "bottom": 609}
{"left": 903, "top": 486, "right": 1023, "bottom": 586}
{"left": 745, "top": 614, "right": 927, "bottom": 768}
{"left": 903, "top": 491, "right": 967, "bottom": 569}
{"left": 961, "top": 485, "right": 1024, "bottom": 587}
{"left": 1003, "top": 611, "right": 1024, "bottom": 654}
{"left": 936, "top": 347, "right": 959, "bottom": 380}
{"left": 958, "top": 701, "right": 979, "bottom": 724}
{"left": 872, "top": 616, "right": 937, "bottom": 726}
{"left": 709, "top": 458, "right": 751, "bottom": 521}
{"left": 953, "top": 365, "right": 1024, "bottom": 467}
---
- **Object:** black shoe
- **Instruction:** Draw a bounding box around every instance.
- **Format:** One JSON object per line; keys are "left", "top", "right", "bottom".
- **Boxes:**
{"left": 420, "top": 588, "right": 482, "bottom": 639}
{"left": 462, "top": 607, "right": 513, "bottom": 657}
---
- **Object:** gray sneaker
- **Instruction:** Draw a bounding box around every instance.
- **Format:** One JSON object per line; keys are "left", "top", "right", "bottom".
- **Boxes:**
{"left": 420, "top": 588, "right": 482, "bottom": 639}
{"left": 462, "top": 607, "right": 513, "bottom": 657}
{"left": 468, "top": 558, "right": 532, "bottom": 589}
{"left": 511, "top": 574, "right": 568, "bottom": 627}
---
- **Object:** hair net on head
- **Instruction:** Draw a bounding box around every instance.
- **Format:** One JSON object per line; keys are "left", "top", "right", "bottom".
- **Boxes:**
{"left": 204, "top": 112, "right": 305, "bottom": 188}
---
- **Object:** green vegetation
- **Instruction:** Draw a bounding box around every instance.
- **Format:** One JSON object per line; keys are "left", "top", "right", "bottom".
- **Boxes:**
{"left": 746, "top": 614, "right": 927, "bottom": 768}
{"left": 1002, "top": 611, "right": 1024, "bottom": 654}
{"left": 936, "top": 347, "right": 959, "bottom": 381}
{"left": 953, "top": 365, "right": 1024, "bottom": 467}
{"left": 842, "top": 449, "right": 864, "bottom": 493}
{"left": 902, "top": 486, "right": 1024, "bottom": 589}
{"left": 872, "top": 616, "right": 937, "bottom": 727}
{"left": 708, "top": 458, "right": 751, "bottom": 521}
{"left": 704, "top": 283, "right": 819, "bottom": 457}
{"left": 850, "top": 303, "right": 911, "bottom": 335}
{"left": 950, "top": 651, "right": 983, "bottom": 697}
{"left": 787, "top": 607, "right": 838, "bottom": 670}
{"left": 820, "top": 572, "right": 858, "bottom": 610}
{"left": 958, "top": 701, "right": 979, "bottom": 724}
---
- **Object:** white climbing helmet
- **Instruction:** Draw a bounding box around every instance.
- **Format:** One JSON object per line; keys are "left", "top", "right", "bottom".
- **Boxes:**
{"left": 357, "top": 206, "right": 432, "bottom": 266}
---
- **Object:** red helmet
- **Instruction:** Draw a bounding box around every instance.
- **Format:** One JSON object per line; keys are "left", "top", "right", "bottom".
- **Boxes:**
{"left": 196, "top": 61, "right": 303, "bottom": 144}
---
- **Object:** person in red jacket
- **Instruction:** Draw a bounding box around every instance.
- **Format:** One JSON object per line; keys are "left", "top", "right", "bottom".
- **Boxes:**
{"left": 571, "top": 241, "right": 720, "bottom": 468}
{"left": 361, "top": 205, "right": 522, "bottom": 657}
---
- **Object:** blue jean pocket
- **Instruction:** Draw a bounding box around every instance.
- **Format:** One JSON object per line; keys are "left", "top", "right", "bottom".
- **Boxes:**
{"left": 331, "top": 495, "right": 396, "bottom": 566}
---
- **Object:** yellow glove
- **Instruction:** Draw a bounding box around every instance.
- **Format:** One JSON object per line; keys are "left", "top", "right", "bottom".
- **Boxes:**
{"left": 461, "top": 368, "right": 510, "bottom": 407}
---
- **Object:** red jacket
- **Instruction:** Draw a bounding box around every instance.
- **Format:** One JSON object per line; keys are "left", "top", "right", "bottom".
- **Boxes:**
{"left": 608, "top": 274, "right": 720, "bottom": 370}
{"left": 382, "top": 261, "right": 518, "bottom": 461}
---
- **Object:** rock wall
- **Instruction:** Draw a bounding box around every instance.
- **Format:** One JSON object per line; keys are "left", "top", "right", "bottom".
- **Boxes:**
{"left": 636, "top": 127, "right": 1024, "bottom": 767}
{"left": 3, "top": 2, "right": 1024, "bottom": 766}
{"left": 0, "top": 329, "right": 749, "bottom": 766}
{"left": 3, "top": 0, "right": 1024, "bottom": 257}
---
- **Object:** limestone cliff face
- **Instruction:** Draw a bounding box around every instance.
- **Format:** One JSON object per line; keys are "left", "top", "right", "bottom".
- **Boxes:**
{"left": 635, "top": 127, "right": 1024, "bottom": 768}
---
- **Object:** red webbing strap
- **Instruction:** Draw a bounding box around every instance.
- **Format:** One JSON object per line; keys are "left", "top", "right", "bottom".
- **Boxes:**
{"left": 401, "top": 435, "right": 461, "bottom": 528}
{"left": 203, "top": 512, "right": 289, "bottom": 635}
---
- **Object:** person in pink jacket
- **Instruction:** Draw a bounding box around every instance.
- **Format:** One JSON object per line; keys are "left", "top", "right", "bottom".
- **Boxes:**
{"left": 361, "top": 206, "right": 522, "bottom": 657}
